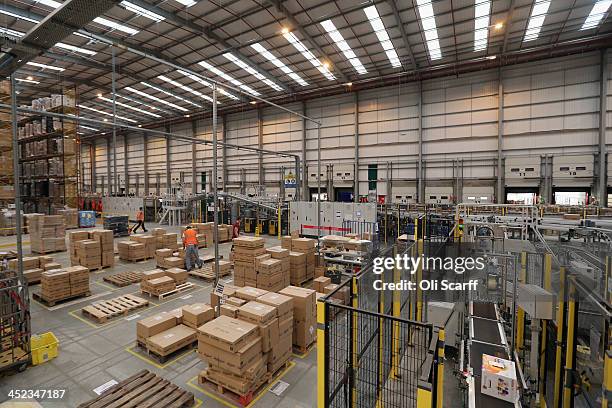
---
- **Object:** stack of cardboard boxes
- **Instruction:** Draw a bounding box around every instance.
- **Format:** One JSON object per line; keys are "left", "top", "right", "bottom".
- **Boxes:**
{"left": 154, "top": 248, "right": 184, "bottom": 269}
{"left": 141, "top": 275, "right": 176, "bottom": 296}
{"left": 198, "top": 315, "right": 265, "bottom": 396}
{"left": 152, "top": 228, "right": 168, "bottom": 248}
{"left": 265, "top": 247, "right": 290, "bottom": 288}
{"left": 130, "top": 235, "right": 157, "bottom": 259}
{"left": 57, "top": 209, "right": 78, "bottom": 229}
{"left": 253, "top": 254, "right": 284, "bottom": 292}
{"left": 68, "top": 230, "right": 114, "bottom": 270}
{"left": 40, "top": 265, "right": 89, "bottom": 302}
{"left": 288, "top": 251, "right": 306, "bottom": 285}
{"left": 29, "top": 215, "right": 67, "bottom": 254}
{"left": 164, "top": 267, "right": 188, "bottom": 284}
{"left": 182, "top": 304, "right": 214, "bottom": 329}
{"left": 232, "top": 237, "right": 266, "bottom": 287}
{"left": 136, "top": 309, "right": 205, "bottom": 358}
{"left": 291, "top": 238, "right": 316, "bottom": 282}
{"left": 8, "top": 256, "right": 58, "bottom": 284}
{"left": 279, "top": 286, "right": 316, "bottom": 351}
{"left": 163, "top": 233, "right": 179, "bottom": 250}
{"left": 117, "top": 241, "right": 146, "bottom": 262}
{"left": 257, "top": 292, "right": 293, "bottom": 373}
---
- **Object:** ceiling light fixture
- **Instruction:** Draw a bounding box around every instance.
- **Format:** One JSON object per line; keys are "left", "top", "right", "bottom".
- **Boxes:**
{"left": 55, "top": 42, "right": 97, "bottom": 56}
{"left": 176, "top": 70, "right": 240, "bottom": 100}
{"left": 473, "top": 0, "right": 491, "bottom": 52}
{"left": 198, "top": 61, "right": 261, "bottom": 96}
{"left": 98, "top": 95, "right": 162, "bottom": 118}
{"left": 523, "top": 0, "right": 550, "bottom": 41}
{"left": 16, "top": 77, "right": 40, "bottom": 84}
{"left": 282, "top": 30, "right": 336, "bottom": 80}
{"left": 140, "top": 82, "right": 202, "bottom": 108}
{"left": 79, "top": 104, "right": 138, "bottom": 123}
{"left": 321, "top": 19, "right": 367, "bottom": 75}
{"left": 124, "top": 86, "right": 189, "bottom": 112}
{"left": 157, "top": 75, "right": 218, "bottom": 104}
{"left": 250, "top": 43, "right": 308, "bottom": 87}
{"left": 0, "top": 8, "right": 39, "bottom": 23}
{"left": 412, "top": 1, "right": 442, "bottom": 60}
{"left": 174, "top": 0, "right": 196, "bottom": 6}
{"left": 581, "top": 0, "right": 612, "bottom": 30}
{"left": 120, "top": 1, "right": 165, "bottom": 22}
{"left": 93, "top": 17, "right": 139, "bottom": 35}
{"left": 494, "top": 22, "right": 504, "bottom": 30}
{"left": 26, "top": 61, "right": 65, "bottom": 71}
{"left": 223, "top": 53, "right": 283, "bottom": 92}
{"left": 364, "top": 5, "right": 404, "bottom": 65}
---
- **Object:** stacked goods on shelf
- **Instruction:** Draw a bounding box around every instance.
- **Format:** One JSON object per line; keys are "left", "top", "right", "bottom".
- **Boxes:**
{"left": 141, "top": 276, "right": 176, "bottom": 296}
{"left": 197, "top": 316, "right": 266, "bottom": 395}
{"left": 288, "top": 251, "right": 306, "bottom": 285}
{"left": 257, "top": 292, "right": 293, "bottom": 373}
{"left": 0, "top": 81, "right": 14, "bottom": 204}
{"left": 232, "top": 236, "right": 266, "bottom": 287}
{"left": 254, "top": 254, "right": 284, "bottom": 292}
{"left": 291, "top": 238, "right": 316, "bottom": 282}
{"left": 40, "top": 265, "right": 89, "bottom": 303}
{"left": 279, "top": 286, "right": 316, "bottom": 350}
{"left": 103, "top": 215, "right": 129, "bottom": 237}
{"left": 57, "top": 209, "right": 78, "bottom": 229}
{"left": 130, "top": 234, "right": 156, "bottom": 259}
{"left": 8, "top": 255, "right": 57, "bottom": 284}
{"left": 68, "top": 230, "right": 114, "bottom": 269}
{"left": 164, "top": 268, "right": 188, "bottom": 284}
{"left": 266, "top": 246, "right": 290, "bottom": 288}
{"left": 0, "top": 209, "right": 17, "bottom": 236}
{"left": 117, "top": 241, "right": 145, "bottom": 262}
{"left": 182, "top": 304, "right": 214, "bottom": 329}
{"left": 29, "top": 215, "right": 67, "bottom": 254}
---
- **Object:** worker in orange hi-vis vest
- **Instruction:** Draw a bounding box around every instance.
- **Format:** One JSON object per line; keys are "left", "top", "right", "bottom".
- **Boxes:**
{"left": 133, "top": 207, "right": 147, "bottom": 233}
{"left": 182, "top": 226, "right": 203, "bottom": 271}
{"left": 232, "top": 217, "right": 241, "bottom": 239}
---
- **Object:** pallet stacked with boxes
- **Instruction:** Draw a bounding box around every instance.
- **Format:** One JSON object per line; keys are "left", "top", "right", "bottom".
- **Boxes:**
{"left": 290, "top": 238, "right": 316, "bottom": 283}
{"left": 38, "top": 265, "right": 89, "bottom": 305}
{"left": 256, "top": 292, "right": 293, "bottom": 373}
{"left": 29, "top": 215, "right": 67, "bottom": 254}
{"left": 232, "top": 236, "right": 266, "bottom": 287}
{"left": 254, "top": 254, "right": 284, "bottom": 292}
{"left": 130, "top": 234, "right": 156, "bottom": 259}
{"left": 265, "top": 247, "right": 291, "bottom": 288}
{"left": 117, "top": 241, "right": 146, "bottom": 262}
{"left": 8, "top": 256, "right": 58, "bottom": 284}
{"left": 279, "top": 286, "right": 316, "bottom": 352}
{"left": 57, "top": 209, "right": 78, "bottom": 229}
{"left": 155, "top": 248, "right": 184, "bottom": 269}
{"left": 68, "top": 230, "right": 114, "bottom": 270}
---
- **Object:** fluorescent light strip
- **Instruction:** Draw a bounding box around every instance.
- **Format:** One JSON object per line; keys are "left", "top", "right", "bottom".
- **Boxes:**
{"left": 176, "top": 70, "right": 240, "bottom": 100}
{"left": 115, "top": 94, "right": 170, "bottom": 113}
{"left": 124, "top": 86, "right": 189, "bottom": 112}
{"left": 157, "top": 75, "right": 218, "bottom": 104}
{"left": 0, "top": 27, "right": 24, "bottom": 37}
{"left": 0, "top": 9, "right": 39, "bottom": 23}
{"left": 223, "top": 53, "right": 282, "bottom": 92}
{"left": 251, "top": 43, "right": 308, "bottom": 87}
{"left": 78, "top": 104, "right": 138, "bottom": 123}
{"left": 473, "top": 0, "right": 490, "bottom": 52}
{"left": 320, "top": 20, "right": 367, "bottom": 75}
{"left": 411, "top": 1, "right": 442, "bottom": 60}
{"left": 174, "top": 0, "right": 196, "bottom": 6}
{"left": 98, "top": 96, "right": 161, "bottom": 118}
{"left": 55, "top": 42, "right": 97, "bottom": 55}
{"left": 198, "top": 61, "right": 261, "bottom": 96}
{"left": 120, "top": 1, "right": 165, "bottom": 22}
{"left": 140, "top": 82, "right": 202, "bottom": 108}
{"left": 283, "top": 31, "right": 335, "bottom": 80}
{"left": 16, "top": 78, "right": 40, "bottom": 84}
{"left": 523, "top": 0, "right": 550, "bottom": 41}
{"left": 582, "top": 0, "right": 612, "bottom": 30}
{"left": 26, "top": 61, "right": 65, "bottom": 71}
{"left": 364, "top": 5, "right": 403, "bottom": 66}
{"left": 80, "top": 125, "right": 99, "bottom": 131}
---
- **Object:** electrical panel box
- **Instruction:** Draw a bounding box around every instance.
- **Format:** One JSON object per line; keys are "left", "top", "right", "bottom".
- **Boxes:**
{"left": 391, "top": 186, "right": 417, "bottom": 204}
{"left": 505, "top": 157, "right": 540, "bottom": 186}
{"left": 308, "top": 165, "right": 327, "bottom": 186}
{"left": 425, "top": 187, "right": 453, "bottom": 204}
{"left": 462, "top": 186, "right": 494, "bottom": 204}
{"left": 332, "top": 164, "right": 354, "bottom": 187}
{"left": 553, "top": 155, "right": 593, "bottom": 180}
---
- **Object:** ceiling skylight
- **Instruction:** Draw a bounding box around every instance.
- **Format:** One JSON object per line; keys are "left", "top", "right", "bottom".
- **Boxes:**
{"left": 56, "top": 42, "right": 97, "bottom": 55}
{"left": 282, "top": 30, "right": 336, "bottom": 80}
{"left": 198, "top": 61, "right": 261, "bottom": 96}
{"left": 26, "top": 61, "right": 65, "bottom": 71}
{"left": 474, "top": 0, "right": 491, "bottom": 51}
{"left": 140, "top": 82, "right": 202, "bottom": 108}
{"left": 78, "top": 104, "right": 138, "bottom": 123}
{"left": 120, "top": 1, "right": 165, "bottom": 22}
{"left": 364, "top": 5, "right": 402, "bottom": 66}
{"left": 222, "top": 53, "right": 283, "bottom": 92}
{"left": 582, "top": 0, "right": 612, "bottom": 30}
{"left": 98, "top": 95, "right": 161, "bottom": 118}
{"left": 251, "top": 43, "right": 308, "bottom": 87}
{"left": 320, "top": 20, "right": 367, "bottom": 75}
{"left": 176, "top": 70, "right": 240, "bottom": 100}
{"left": 124, "top": 86, "right": 189, "bottom": 112}
{"left": 16, "top": 78, "right": 40, "bottom": 84}
{"left": 157, "top": 75, "right": 218, "bottom": 104}
{"left": 523, "top": 0, "right": 550, "bottom": 41}
{"left": 413, "top": 1, "right": 442, "bottom": 60}
{"left": 174, "top": 0, "right": 196, "bottom": 6}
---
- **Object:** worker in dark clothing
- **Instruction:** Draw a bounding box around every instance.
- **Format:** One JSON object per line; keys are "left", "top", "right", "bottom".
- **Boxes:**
{"left": 232, "top": 217, "right": 241, "bottom": 239}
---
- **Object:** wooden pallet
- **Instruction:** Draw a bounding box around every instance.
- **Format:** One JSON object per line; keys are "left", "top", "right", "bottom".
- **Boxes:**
{"left": 33, "top": 291, "right": 91, "bottom": 307}
{"left": 198, "top": 370, "right": 267, "bottom": 407}
{"left": 103, "top": 271, "right": 143, "bottom": 287}
{"left": 30, "top": 249, "right": 66, "bottom": 255}
{"left": 77, "top": 369, "right": 195, "bottom": 408}
{"left": 188, "top": 264, "right": 232, "bottom": 281}
{"left": 140, "top": 282, "right": 194, "bottom": 300}
{"left": 137, "top": 338, "right": 196, "bottom": 363}
{"left": 120, "top": 257, "right": 146, "bottom": 263}
{"left": 88, "top": 265, "right": 112, "bottom": 272}
{"left": 292, "top": 341, "right": 315, "bottom": 355}
{"left": 81, "top": 294, "right": 149, "bottom": 323}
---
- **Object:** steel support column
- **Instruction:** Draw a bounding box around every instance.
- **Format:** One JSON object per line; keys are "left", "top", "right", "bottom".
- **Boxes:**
{"left": 497, "top": 68, "right": 504, "bottom": 203}
{"left": 106, "top": 138, "right": 112, "bottom": 195}
{"left": 599, "top": 49, "right": 608, "bottom": 206}
{"left": 354, "top": 92, "right": 359, "bottom": 202}
{"left": 165, "top": 125, "right": 171, "bottom": 192}
{"left": 302, "top": 101, "right": 308, "bottom": 200}
{"left": 191, "top": 120, "right": 198, "bottom": 195}
{"left": 417, "top": 81, "right": 424, "bottom": 203}
{"left": 123, "top": 134, "right": 128, "bottom": 195}
{"left": 212, "top": 86, "right": 220, "bottom": 287}
{"left": 222, "top": 115, "right": 227, "bottom": 192}
{"left": 10, "top": 75, "right": 24, "bottom": 283}
{"left": 258, "top": 107, "right": 264, "bottom": 187}
{"left": 143, "top": 133, "right": 149, "bottom": 196}
{"left": 91, "top": 143, "right": 96, "bottom": 193}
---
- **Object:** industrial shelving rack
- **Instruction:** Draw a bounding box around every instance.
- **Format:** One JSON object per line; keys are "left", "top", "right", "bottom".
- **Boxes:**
{"left": 18, "top": 87, "right": 79, "bottom": 214}
{"left": 0, "top": 81, "right": 16, "bottom": 236}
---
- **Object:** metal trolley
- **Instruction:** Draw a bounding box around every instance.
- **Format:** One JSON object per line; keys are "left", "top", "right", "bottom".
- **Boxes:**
{"left": 0, "top": 275, "right": 31, "bottom": 373}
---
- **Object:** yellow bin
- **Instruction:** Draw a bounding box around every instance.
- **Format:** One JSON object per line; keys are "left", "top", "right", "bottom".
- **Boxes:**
{"left": 31, "top": 332, "right": 59, "bottom": 365}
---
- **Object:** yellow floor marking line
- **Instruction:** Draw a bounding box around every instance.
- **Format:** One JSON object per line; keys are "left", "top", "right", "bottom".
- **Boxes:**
{"left": 125, "top": 345, "right": 196, "bottom": 369}
{"left": 67, "top": 301, "right": 160, "bottom": 330}
{"left": 93, "top": 280, "right": 118, "bottom": 291}
{"left": 31, "top": 291, "right": 112, "bottom": 311}
{"left": 186, "top": 361, "right": 296, "bottom": 408}
{"left": 292, "top": 344, "right": 316, "bottom": 359}
{"left": 0, "top": 241, "right": 29, "bottom": 248}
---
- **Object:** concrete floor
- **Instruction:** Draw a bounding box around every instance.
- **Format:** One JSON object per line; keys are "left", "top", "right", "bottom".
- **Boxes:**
{"left": 0, "top": 223, "right": 317, "bottom": 408}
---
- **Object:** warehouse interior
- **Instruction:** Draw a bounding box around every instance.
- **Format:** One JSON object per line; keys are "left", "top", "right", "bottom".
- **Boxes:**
{"left": 0, "top": 0, "right": 611, "bottom": 407}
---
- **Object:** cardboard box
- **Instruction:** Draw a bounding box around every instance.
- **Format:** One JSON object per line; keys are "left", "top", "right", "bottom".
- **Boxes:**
{"left": 313, "top": 276, "right": 331, "bottom": 293}
{"left": 226, "top": 297, "right": 247, "bottom": 307}
{"left": 197, "top": 315, "right": 259, "bottom": 353}
{"left": 279, "top": 286, "right": 316, "bottom": 322}
{"left": 238, "top": 301, "right": 276, "bottom": 324}
{"left": 281, "top": 236, "right": 292, "bottom": 250}
{"left": 221, "top": 304, "right": 239, "bottom": 318}
{"left": 235, "top": 286, "right": 269, "bottom": 302}
{"left": 203, "top": 356, "right": 266, "bottom": 394}
{"left": 199, "top": 337, "right": 263, "bottom": 376}
{"left": 256, "top": 292, "right": 293, "bottom": 319}
{"left": 233, "top": 236, "right": 265, "bottom": 249}
{"left": 210, "top": 284, "right": 237, "bottom": 312}
{"left": 266, "top": 246, "right": 289, "bottom": 259}
{"left": 165, "top": 267, "right": 188, "bottom": 284}
{"left": 146, "top": 324, "right": 196, "bottom": 356}
{"left": 182, "top": 303, "right": 214, "bottom": 329}
{"left": 137, "top": 313, "right": 177, "bottom": 342}
{"left": 481, "top": 354, "right": 519, "bottom": 403}
{"left": 142, "top": 269, "right": 166, "bottom": 281}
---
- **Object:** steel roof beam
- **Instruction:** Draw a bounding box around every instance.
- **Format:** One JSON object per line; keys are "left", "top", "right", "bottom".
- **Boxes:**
{"left": 385, "top": 0, "right": 417, "bottom": 69}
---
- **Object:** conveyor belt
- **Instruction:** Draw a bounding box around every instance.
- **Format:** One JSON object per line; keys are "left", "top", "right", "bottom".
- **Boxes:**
{"left": 471, "top": 341, "right": 513, "bottom": 408}
{"left": 470, "top": 317, "right": 502, "bottom": 344}
{"left": 471, "top": 303, "right": 497, "bottom": 320}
